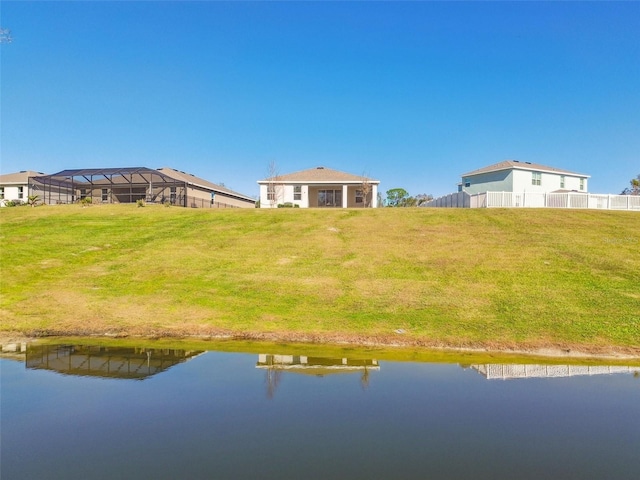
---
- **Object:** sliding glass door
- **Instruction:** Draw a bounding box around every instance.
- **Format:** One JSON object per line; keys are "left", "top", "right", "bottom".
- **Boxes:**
{"left": 317, "top": 189, "right": 343, "bottom": 207}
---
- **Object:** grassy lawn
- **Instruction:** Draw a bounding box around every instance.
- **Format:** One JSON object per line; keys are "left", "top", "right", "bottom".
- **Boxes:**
{"left": 1, "top": 204, "right": 638, "bottom": 354}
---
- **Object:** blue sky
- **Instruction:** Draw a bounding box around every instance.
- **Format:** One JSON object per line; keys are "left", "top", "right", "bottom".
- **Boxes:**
{"left": 1, "top": 1, "right": 638, "bottom": 198}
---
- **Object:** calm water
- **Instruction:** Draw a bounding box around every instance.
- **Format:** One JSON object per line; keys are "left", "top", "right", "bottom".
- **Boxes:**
{"left": 1, "top": 344, "right": 639, "bottom": 480}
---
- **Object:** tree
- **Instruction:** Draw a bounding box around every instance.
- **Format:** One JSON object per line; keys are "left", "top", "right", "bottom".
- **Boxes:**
{"left": 266, "top": 160, "right": 283, "bottom": 208}
{"left": 413, "top": 193, "right": 434, "bottom": 206}
{"left": 621, "top": 174, "right": 640, "bottom": 195}
{"left": 385, "top": 188, "right": 410, "bottom": 207}
{"left": 359, "top": 172, "right": 373, "bottom": 208}
{"left": 27, "top": 194, "right": 40, "bottom": 207}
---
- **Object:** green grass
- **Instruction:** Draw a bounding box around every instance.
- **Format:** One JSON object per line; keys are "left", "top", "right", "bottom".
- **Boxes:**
{"left": 1, "top": 204, "right": 639, "bottom": 354}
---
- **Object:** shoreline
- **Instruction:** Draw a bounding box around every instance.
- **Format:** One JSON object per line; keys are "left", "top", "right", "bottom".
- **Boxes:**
{"left": 2, "top": 329, "right": 639, "bottom": 361}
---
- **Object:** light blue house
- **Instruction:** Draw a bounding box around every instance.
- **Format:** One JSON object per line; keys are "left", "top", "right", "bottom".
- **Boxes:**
{"left": 459, "top": 160, "right": 589, "bottom": 195}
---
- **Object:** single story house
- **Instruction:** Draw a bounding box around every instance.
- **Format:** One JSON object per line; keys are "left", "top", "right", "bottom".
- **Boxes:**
{"left": 459, "top": 160, "right": 590, "bottom": 195}
{"left": 257, "top": 166, "right": 380, "bottom": 208}
{"left": 0, "top": 170, "right": 46, "bottom": 205}
{"left": 25, "top": 166, "right": 255, "bottom": 208}
{"left": 157, "top": 167, "right": 255, "bottom": 208}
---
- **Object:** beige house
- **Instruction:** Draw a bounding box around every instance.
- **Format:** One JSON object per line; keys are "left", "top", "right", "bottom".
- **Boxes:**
{"left": 258, "top": 166, "right": 380, "bottom": 208}
{"left": 26, "top": 166, "right": 255, "bottom": 208}
{"left": 157, "top": 167, "right": 255, "bottom": 208}
{"left": 0, "top": 170, "right": 46, "bottom": 206}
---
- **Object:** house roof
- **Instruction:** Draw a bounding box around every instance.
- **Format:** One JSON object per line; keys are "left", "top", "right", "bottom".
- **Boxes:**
{"left": 462, "top": 160, "right": 590, "bottom": 178}
{"left": 258, "top": 166, "right": 379, "bottom": 184}
{"left": 0, "top": 170, "right": 47, "bottom": 184}
{"left": 157, "top": 167, "right": 254, "bottom": 201}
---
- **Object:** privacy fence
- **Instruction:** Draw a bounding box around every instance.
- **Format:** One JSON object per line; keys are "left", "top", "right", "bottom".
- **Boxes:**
{"left": 425, "top": 191, "right": 640, "bottom": 211}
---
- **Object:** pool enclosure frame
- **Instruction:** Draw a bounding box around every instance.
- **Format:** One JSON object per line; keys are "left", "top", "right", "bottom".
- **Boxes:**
{"left": 29, "top": 167, "right": 188, "bottom": 206}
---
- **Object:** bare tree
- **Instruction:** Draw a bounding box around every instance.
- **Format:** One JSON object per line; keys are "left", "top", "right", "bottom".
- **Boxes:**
{"left": 265, "top": 367, "right": 283, "bottom": 399}
{"left": 414, "top": 193, "right": 434, "bottom": 206}
{"left": 266, "top": 160, "right": 283, "bottom": 208}
{"left": 359, "top": 172, "right": 373, "bottom": 208}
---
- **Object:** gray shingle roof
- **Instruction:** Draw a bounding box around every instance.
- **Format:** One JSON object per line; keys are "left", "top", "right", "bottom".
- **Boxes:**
{"left": 462, "top": 160, "right": 589, "bottom": 178}
{"left": 0, "top": 170, "right": 47, "bottom": 184}
{"left": 157, "top": 167, "right": 254, "bottom": 201}
{"left": 259, "top": 166, "right": 379, "bottom": 183}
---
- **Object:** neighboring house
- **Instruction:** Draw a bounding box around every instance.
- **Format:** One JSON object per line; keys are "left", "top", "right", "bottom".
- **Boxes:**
{"left": 157, "top": 167, "right": 255, "bottom": 208}
{"left": 27, "top": 166, "right": 255, "bottom": 208}
{"left": 257, "top": 166, "right": 380, "bottom": 208}
{"left": 459, "top": 160, "right": 589, "bottom": 195}
{"left": 0, "top": 170, "right": 46, "bottom": 206}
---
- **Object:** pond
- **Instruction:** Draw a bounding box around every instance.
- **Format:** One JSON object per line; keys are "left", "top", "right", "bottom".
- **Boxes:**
{"left": 1, "top": 342, "right": 639, "bottom": 480}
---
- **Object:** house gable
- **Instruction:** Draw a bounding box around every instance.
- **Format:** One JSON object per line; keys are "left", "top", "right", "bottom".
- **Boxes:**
{"left": 461, "top": 160, "right": 589, "bottom": 194}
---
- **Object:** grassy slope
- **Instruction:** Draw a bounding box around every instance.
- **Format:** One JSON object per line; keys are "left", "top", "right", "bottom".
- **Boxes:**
{"left": 1, "top": 205, "right": 638, "bottom": 352}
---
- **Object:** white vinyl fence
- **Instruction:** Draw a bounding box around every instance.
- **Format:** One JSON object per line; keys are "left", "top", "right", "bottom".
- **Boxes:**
{"left": 425, "top": 191, "right": 640, "bottom": 210}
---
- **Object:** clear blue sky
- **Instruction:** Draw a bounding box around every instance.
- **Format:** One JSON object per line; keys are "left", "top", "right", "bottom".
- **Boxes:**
{"left": 1, "top": 1, "right": 638, "bottom": 198}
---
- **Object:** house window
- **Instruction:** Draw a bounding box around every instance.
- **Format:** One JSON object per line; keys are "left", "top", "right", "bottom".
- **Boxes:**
{"left": 465, "top": 182, "right": 471, "bottom": 188}
{"left": 560, "top": 176, "right": 565, "bottom": 189}
{"left": 293, "top": 185, "right": 301, "bottom": 201}
{"left": 355, "top": 189, "right": 363, "bottom": 204}
{"left": 580, "top": 178, "right": 584, "bottom": 190}
{"left": 532, "top": 172, "right": 541, "bottom": 186}
{"left": 18, "top": 186, "right": 24, "bottom": 199}
{"left": 102, "top": 189, "right": 108, "bottom": 202}
{"left": 0, "top": 187, "right": 4, "bottom": 199}
{"left": 170, "top": 186, "right": 176, "bottom": 203}
{"left": 267, "top": 185, "right": 276, "bottom": 201}
{"left": 80, "top": 188, "right": 87, "bottom": 200}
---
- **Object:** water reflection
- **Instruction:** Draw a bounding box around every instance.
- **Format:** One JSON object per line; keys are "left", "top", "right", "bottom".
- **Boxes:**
{"left": 2, "top": 341, "right": 639, "bottom": 480}
{"left": 20, "top": 344, "right": 203, "bottom": 380}
{"left": 257, "top": 354, "right": 380, "bottom": 397}
{"left": 470, "top": 363, "right": 640, "bottom": 380}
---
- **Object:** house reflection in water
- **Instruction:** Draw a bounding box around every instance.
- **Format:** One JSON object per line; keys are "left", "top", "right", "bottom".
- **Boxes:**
{"left": 471, "top": 364, "right": 640, "bottom": 380}
{"left": 24, "top": 344, "right": 204, "bottom": 380}
{"left": 257, "top": 354, "right": 380, "bottom": 398}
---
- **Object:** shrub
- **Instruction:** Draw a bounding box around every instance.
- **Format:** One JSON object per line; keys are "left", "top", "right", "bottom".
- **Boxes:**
{"left": 136, "top": 199, "right": 145, "bottom": 207}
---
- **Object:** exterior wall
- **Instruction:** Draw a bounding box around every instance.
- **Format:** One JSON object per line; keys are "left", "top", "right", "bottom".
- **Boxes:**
{"left": 186, "top": 185, "right": 254, "bottom": 208}
{"left": 463, "top": 169, "right": 588, "bottom": 194}
{"left": 259, "top": 182, "right": 379, "bottom": 208}
{"left": 0, "top": 184, "right": 27, "bottom": 204}
{"left": 462, "top": 170, "right": 512, "bottom": 194}
{"left": 259, "top": 183, "right": 285, "bottom": 208}
{"left": 281, "top": 184, "right": 309, "bottom": 208}
{"left": 512, "top": 170, "right": 588, "bottom": 193}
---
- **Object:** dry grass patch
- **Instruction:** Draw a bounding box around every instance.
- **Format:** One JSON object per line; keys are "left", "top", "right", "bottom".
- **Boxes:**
{"left": 1, "top": 205, "right": 639, "bottom": 352}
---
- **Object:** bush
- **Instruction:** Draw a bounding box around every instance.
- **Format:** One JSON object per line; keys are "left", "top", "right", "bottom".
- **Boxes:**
{"left": 277, "top": 202, "right": 299, "bottom": 208}
{"left": 136, "top": 199, "right": 145, "bottom": 207}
